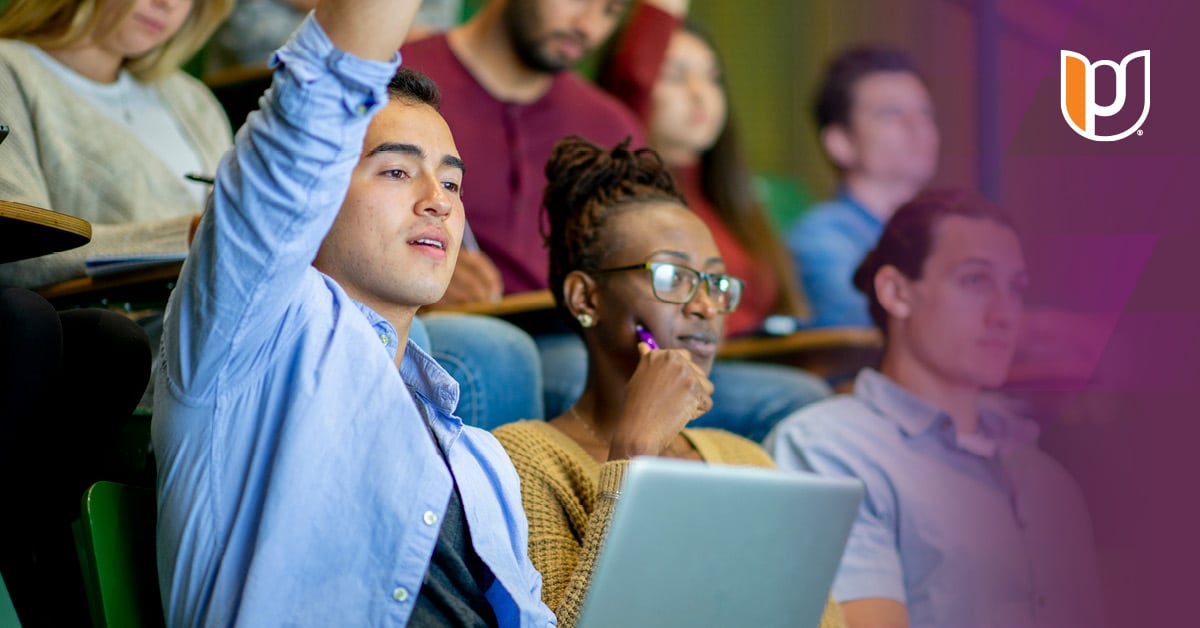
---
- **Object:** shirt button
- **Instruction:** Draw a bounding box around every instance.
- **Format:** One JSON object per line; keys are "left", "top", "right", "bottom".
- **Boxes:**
{"left": 379, "top": 333, "right": 390, "bottom": 346}
{"left": 393, "top": 587, "right": 409, "bottom": 602}
{"left": 423, "top": 510, "right": 438, "bottom": 526}
{"left": 355, "top": 104, "right": 368, "bottom": 115}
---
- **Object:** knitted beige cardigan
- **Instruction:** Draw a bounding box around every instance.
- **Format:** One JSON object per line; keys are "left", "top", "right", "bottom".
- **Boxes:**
{"left": 493, "top": 420, "right": 845, "bottom": 628}
{"left": 0, "top": 39, "right": 232, "bottom": 288}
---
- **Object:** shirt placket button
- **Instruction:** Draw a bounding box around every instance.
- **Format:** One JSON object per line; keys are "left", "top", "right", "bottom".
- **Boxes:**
{"left": 423, "top": 510, "right": 438, "bottom": 526}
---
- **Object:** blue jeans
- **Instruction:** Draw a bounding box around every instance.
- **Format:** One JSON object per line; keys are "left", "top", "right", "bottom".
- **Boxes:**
{"left": 537, "top": 333, "right": 832, "bottom": 443}
{"left": 420, "top": 314, "right": 544, "bottom": 431}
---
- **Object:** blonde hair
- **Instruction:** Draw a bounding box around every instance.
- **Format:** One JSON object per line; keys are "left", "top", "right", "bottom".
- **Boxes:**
{"left": 0, "top": 0, "right": 234, "bottom": 81}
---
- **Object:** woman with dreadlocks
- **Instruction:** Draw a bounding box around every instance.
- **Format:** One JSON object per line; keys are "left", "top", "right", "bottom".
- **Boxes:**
{"left": 492, "top": 136, "right": 843, "bottom": 628}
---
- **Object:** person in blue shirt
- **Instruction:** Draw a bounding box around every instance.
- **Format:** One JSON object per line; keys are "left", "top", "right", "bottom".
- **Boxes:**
{"left": 154, "top": 1, "right": 573, "bottom": 624}
{"left": 768, "top": 189, "right": 1104, "bottom": 628}
{"left": 788, "top": 48, "right": 939, "bottom": 327}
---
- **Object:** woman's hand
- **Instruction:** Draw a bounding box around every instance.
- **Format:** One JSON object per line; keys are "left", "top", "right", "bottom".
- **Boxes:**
{"left": 608, "top": 341, "right": 713, "bottom": 461}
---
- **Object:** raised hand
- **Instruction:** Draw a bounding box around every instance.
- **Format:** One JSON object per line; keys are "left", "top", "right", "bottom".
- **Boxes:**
{"left": 314, "top": 0, "right": 422, "bottom": 62}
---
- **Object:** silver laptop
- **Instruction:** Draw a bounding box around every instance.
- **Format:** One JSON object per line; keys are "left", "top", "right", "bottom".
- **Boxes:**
{"left": 576, "top": 457, "right": 863, "bottom": 628}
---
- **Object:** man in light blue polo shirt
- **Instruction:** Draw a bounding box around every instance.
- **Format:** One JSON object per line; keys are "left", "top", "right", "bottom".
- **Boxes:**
{"left": 768, "top": 189, "right": 1104, "bottom": 628}
{"left": 153, "top": 1, "right": 558, "bottom": 624}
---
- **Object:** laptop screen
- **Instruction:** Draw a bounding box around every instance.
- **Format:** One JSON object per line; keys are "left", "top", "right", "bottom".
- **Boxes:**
{"left": 576, "top": 457, "right": 863, "bottom": 628}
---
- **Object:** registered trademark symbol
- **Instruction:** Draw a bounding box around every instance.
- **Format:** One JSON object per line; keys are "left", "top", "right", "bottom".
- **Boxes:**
{"left": 1137, "top": 129, "right": 1144, "bottom": 136}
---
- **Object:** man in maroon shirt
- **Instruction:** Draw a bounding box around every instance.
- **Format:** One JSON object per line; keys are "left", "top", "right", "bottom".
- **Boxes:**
{"left": 402, "top": 0, "right": 643, "bottom": 302}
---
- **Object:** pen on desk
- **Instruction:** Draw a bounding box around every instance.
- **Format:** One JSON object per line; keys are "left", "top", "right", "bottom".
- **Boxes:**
{"left": 184, "top": 173, "right": 215, "bottom": 185}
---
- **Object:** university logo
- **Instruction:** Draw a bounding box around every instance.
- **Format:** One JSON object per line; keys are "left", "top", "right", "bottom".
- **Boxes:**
{"left": 1060, "top": 50, "right": 1150, "bottom": 141}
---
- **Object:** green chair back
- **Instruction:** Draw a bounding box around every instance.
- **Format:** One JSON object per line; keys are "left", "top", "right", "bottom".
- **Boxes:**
{"left": 0, "top": 572, "right": 20, "bottom": 628}
{"left": 754, "top": 172, "right": 815, "bottom": 233}
{"left": 78, "top": 482, "right": 164, "bottom": 628}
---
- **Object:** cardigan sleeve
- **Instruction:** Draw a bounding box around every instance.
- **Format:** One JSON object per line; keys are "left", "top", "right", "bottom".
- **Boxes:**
{"left": 554, "top": 460, "right": 628, "bottom": 628}
{"left": 492, "top": 422, "right": 629, "bottom": 627}
{"left": 598, "top": 3, "right": 682, "bottom": 120}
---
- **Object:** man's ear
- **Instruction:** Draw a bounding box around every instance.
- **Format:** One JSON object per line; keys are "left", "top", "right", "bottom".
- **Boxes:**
{"left": 821, "top": 125, "right": 858, "bottom": 172}
{"left": 563, "top": 270, "right": 600, "bottom": 327}
{"left": 875, "top": 265, "right": 912, "bottom": 320}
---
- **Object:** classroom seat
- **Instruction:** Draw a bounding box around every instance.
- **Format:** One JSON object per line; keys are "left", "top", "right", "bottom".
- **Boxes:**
{"left": 754, "top": 172, "right": 815, "bottom": 233}
{"left": 0, "top": 571, "right": 20, "bottom": 628}
{"left": 76, "top": 482, "right": 164, "bottom": 628}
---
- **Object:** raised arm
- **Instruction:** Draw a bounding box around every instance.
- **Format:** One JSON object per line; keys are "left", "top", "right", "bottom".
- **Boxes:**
{"left": 314, "top": 0, "right": 421, "bottom": 60}
{"left": 166, "top": 0, "right": 422, "bottom": 395}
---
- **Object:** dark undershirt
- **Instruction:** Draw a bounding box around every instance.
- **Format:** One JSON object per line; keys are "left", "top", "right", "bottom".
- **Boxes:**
{"left": 409, "top": 397, "right": 498, "bottom": 627}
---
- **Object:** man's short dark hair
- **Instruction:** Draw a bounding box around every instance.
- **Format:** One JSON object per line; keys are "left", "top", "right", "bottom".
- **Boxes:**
{"left": 814, "top": 47, "right": 924, "bottom": 131}
{"left": 853, "top": 188, "right": 1017, "bottom": 332}
{"left": 387, "top": 67, "right": 441, "bottom": 110}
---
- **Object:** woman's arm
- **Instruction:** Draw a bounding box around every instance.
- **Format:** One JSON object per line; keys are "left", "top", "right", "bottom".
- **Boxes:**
{"left": 554, "top": 461, "right": 628, "bottom": 628}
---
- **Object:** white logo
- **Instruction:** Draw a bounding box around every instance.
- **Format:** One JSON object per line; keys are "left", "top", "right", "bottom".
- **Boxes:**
{"left": 1060, "top": 50, "right": 1150, "bottom": 141}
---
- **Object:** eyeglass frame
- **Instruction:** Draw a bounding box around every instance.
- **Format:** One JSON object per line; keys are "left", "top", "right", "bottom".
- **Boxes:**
{"left": 589, "top": 261, "right": 745, "bottom": 313}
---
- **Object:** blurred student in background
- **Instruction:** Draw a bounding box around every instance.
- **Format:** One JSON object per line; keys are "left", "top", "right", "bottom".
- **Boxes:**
{"left": 0, "top": 0, "right": 234, "bottom": 289}
{"left": 788, "top": 47, "right": 939, "bottom": 328}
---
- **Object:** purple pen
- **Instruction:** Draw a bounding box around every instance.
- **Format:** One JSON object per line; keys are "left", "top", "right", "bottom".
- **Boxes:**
{"left": 635, "top": 324, "right": 659, "bottom": 350}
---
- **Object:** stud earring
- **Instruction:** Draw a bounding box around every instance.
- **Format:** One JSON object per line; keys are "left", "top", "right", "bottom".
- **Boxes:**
{"left": 577, "top": 313, "right": 594, "bottom": 328}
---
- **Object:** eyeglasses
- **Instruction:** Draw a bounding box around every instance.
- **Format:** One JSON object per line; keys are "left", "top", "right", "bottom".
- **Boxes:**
{"left": 592, "top": 262, "right": 744, "bottom": 313}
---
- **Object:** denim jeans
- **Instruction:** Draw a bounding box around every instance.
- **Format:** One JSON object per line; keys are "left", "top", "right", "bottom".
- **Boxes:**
{"left": 536, "top": 333, "right": 832, "bottom": 444}
{"left": 420, "top": 314, "right": 544, "bottom": 431}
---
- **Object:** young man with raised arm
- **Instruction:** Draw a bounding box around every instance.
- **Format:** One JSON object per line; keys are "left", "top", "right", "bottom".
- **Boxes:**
{"left": 153, "top": 1, "right": 559, "bottom": 624}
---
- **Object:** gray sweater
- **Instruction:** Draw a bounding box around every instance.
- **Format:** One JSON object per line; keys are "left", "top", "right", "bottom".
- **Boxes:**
{"left": 0, "top": 39, "right": 233, "bottom": 288}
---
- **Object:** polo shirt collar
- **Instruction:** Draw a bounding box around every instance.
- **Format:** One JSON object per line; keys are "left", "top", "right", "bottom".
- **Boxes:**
{"left": 836, "top": 187, "right": 884, "bottom": 229}
{"left": 854, "top": 368, "right": 946, "bottom": 436}
{"left": 853, "top": 369, "right": 1041, "bottom": 455}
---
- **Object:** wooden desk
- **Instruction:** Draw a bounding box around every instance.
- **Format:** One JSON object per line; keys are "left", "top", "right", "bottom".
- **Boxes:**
{"left": 0, "top": 200, "right": 91, "bottom": 263}
{"left": 431, "top": 291, "right": 884, "bottom": 381}
{"left": 718, "top": 327, "right": 883, "bottom": 360}
{"left": 426, "top": 290, "right": 556, "bottom": 317}
{"left": 37, "top": 261, "right": 183, "bottom": 309}
{"left": 719, "top": 327, "right": 884, "bottom": 382}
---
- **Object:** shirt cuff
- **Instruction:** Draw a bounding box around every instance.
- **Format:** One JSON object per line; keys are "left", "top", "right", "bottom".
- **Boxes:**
{"left": 831, "top": 569, "right": 908, "bottom": 604}
{"left": 270, "top": 12, "right": 401, "bottom": 119}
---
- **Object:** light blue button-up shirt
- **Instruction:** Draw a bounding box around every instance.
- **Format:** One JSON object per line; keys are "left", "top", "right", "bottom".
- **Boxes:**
{"left": 153, "top": 16, "right": 555, "bottom": 627}
{"left": 766, "top": 370, "right": 1104, "bottom": 628}
{"left": 786, "top": 190, "right": 882, "bottom": 328}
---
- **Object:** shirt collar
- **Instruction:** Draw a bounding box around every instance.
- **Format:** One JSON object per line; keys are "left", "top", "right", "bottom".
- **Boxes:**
{"left": 853, "top": 369, "right": 1040, "bottom": 456}
{"left": 854, "top": 368, "right": 946, "bottom": 436}
{"left": 836, "top": 187, "right": 885, "bottom": 228}
{"left": 349, "top": 298, "right": 460, "bottom": 416}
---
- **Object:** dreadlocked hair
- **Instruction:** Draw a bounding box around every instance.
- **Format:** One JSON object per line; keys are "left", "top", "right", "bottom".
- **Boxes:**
{"left": 541, "top": 136, "right": 686, "bottom": 334}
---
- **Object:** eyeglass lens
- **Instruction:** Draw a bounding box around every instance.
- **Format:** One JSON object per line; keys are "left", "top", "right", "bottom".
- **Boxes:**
{"left": 649, "top": 264, "right": 741, "bottom": 311}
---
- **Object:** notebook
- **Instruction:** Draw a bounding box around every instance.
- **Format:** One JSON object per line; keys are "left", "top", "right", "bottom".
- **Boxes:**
{"left": 576, "top": 457, "right": 863, "bottom": 628}
{"left": 84, "top": 251, "right": 187, "bottom": 277}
